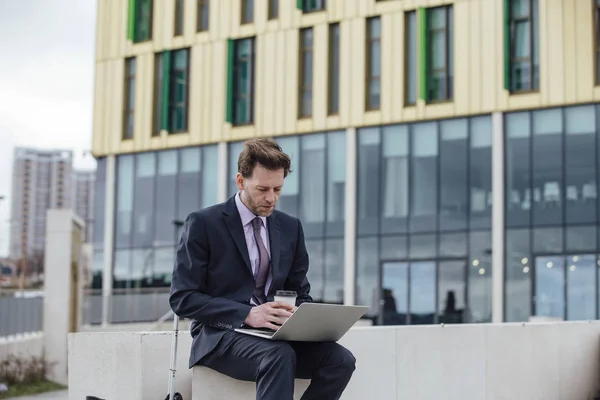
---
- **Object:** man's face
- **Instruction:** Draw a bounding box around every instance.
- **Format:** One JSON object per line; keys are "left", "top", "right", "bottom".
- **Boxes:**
{"left": 236, "top": 163, "right": 284, "bottom": 217}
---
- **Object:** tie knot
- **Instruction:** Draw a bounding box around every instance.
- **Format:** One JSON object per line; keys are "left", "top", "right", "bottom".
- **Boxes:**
{"left": 251, "top": 217, "right": 262, "bottom": 231}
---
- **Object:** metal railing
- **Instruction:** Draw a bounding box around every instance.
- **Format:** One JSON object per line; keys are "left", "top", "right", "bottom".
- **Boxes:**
{"left": 0, "top": 289, "right": 44, "bottom": 337}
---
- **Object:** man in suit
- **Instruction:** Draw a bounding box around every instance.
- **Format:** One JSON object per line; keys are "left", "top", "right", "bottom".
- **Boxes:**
{"left": 169, "top": 138, "right": 356, "bottom": 400}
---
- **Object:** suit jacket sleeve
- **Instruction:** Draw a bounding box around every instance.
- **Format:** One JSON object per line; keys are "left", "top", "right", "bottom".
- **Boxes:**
{"left": 284, "top": 219, "right": 313, "bottom": 305}
{"left": 169, "top": 212, "right": 252, "bottom": 329}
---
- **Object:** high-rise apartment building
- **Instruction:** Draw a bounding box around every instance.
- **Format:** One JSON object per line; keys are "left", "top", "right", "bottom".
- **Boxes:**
{"left": 10, "top": 148, "right": 73, "bottom": 260}
{"left": 90, "top": 0, "right": 600, "bottom": 326}
{"left": 72, "top": 170, "right": 96, "bottom": 242}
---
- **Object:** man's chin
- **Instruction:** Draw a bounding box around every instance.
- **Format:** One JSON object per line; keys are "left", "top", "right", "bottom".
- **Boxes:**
{"left": 256, "top": 206, "right": 274, "bottom": 217}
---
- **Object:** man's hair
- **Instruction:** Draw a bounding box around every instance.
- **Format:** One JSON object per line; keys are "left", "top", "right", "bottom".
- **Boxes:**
{"left": 238, "top": 138, "right": 292, "bottom": 178}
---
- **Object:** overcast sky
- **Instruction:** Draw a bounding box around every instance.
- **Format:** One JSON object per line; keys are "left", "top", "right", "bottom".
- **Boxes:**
{"left": 0, "top": 0, "right": 97, "bottom": 256}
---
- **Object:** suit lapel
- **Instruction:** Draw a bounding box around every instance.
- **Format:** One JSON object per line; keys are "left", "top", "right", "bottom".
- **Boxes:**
{"left": 267, "top": 213, "right": 280, "bottom": 294}
{"left": 223, "top": 198, "right": 253, "bottom": 275}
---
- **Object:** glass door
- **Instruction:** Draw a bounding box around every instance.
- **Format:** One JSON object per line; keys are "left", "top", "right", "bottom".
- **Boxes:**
{"left": 533, "top": 254, "right": 597, "bottom": 321}
{"left": 379, "top": 259, "right": 465, "bottom": 326}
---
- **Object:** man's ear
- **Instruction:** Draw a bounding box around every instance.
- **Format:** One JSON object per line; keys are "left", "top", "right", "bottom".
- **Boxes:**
{"left": 235, "top": 173, "right": 244, "bottom": 191}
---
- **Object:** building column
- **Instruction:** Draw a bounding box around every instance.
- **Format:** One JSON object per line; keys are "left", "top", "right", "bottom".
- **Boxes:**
{"left": 101, "top": 155, "right": 116, "bottom": 326}
{"left": 217, "top": 141, "right": 228, "bottom": 203}
{"left": 492, "top": 112, "right": 505, "bottom": 323}
{"left": 344, "top": 127, "right": 357, "bottom": 306}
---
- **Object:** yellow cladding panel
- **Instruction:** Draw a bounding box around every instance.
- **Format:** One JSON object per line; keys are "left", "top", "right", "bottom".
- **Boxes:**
{"left": 92, "top": 0, "right": 600, "bottom": 157}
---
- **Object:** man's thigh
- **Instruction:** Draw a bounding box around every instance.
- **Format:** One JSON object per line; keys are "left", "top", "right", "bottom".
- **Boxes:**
{"left": 289, "top": 341, "right": 355, "bottom": 380}
{"left": 199, "top": 331, "right": 295, "bottom": 382}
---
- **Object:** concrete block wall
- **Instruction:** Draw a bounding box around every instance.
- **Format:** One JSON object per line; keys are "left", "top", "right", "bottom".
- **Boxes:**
{"left": 0, "top": 333, "right": 44, "bottom": 361}
{"left": 67, "top": 331, "right": 192, "bottom": 400}
{"left": 68, "top": 322, "right": 600, "bottom": 400}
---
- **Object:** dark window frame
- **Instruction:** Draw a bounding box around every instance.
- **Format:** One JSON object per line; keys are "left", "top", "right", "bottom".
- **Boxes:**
{"left": 123, "top": 57, "right": 136, "bottom": 140}
{"left": 197, "top": 0, "right": 209, "bottom": 32}
{"left": 232, "top": 37, "right": 256, "bottom": 126}
{"left": 299, "top": 27, "right": 314, "bottom": 119}
{"left": 508, "top": 0, "right": 538, "bottom": 93}
{"left": 404, "top": 10, "right": 417, "bottom": 106}
{"left": 328, "top": 23, "right": 340, "bottom": 115}
{"left": 595, "top": 0, "right": 600, "bottom": 85}
{"left": 174, "top": 0, "right": 184, "bottom": 36}
{"left": 427, "top": 5, "right": 453, "bottom": 103}
{"left": 168, "top": 48, "right": 191, "bottom": 134}
{"left": 365, "top": 16, "right": 381, "bottom": 111}
{"left": 241, "top": 0, "right": 254, "bottom": 24}
{"left": 268, "top": 0, "right": 279, "bottom": 20}
{"left": 134, "top": 0, "right": 154, "bottom": 43}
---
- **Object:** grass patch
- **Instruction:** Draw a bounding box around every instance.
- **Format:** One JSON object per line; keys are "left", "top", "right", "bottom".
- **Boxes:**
{"left": 0, "top": 379, "right": 65, "bottom": 399}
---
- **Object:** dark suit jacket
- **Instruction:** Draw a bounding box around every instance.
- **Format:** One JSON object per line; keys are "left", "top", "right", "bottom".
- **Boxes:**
{"left": 169, "top": 195, "right": 313, "bottom": 368}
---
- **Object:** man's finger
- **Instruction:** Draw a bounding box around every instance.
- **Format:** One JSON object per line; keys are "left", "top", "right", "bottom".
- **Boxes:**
{"left": 271, "top": 308, "right": 292, "bottom": 318}
{"left": 271, "top": 301, "right": 294, "bottom": 310}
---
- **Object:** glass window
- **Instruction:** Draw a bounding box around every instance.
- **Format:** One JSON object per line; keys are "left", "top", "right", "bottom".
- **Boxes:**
{"left": 155, "top": 151, "right": 178, "bottom": 245}
{"left": 277, "top": 137, "right": 300, "bottom": 217}
{"left": 323, "top": 238, "right": 344, "bottom": 303}
{"left": 300, "top": 134, "right": 326, "bottom": 238}
{"left": 169, "top": 49, "right": 190, "bottom": 133}
{"left": 303, "top": 0, "right": 326, "bottom": 13}
{"left": 152, "top": 247, "right": 175, "bottom": 287}
{"left": 565, "top": 105, "right": 597, "bottom": 224}
{"left": 113, "top": 249, "right": 132, "bottom": 289}
{"left": 197, "top": 0, "right": 209, "bottom": 32}
{"left": 133, "top": 153, "right": 156, "bottom": 248}
{"left": 438, "top": 232, "right": 467, "bottom": 258}
{"left": 404, "top": 11, "right": 417, "bottom": 105}
{"left": 438, "top": 260, "right": 466, "bottom": 324}
{"left": 135, "top": 0, "right": 153, "bottom": 42}
{"left": 298, "top": 28, "right": 314, "bottom": 118}
{"left": 470, "top": 116, "right": 492, "bottom": 229}
{"left": 357, "top": 128, "right": 381, "bottom": 235}
{"left": 356, "top": 236, "right": 379, "bottom": 317}
{"left": 123, "top": 58, "right": 136, "bottom": 140}
{"left": 115, "top": 155, "right": 135, "bottom": 249}
{"left": 178, "top": 148, "right": 201, "bottom": 220}
{"left": 505, "top": 112, "right": 531, "bottom": 227}
{"left": 596, "top": 0, "right": 600, "bottom": 83}
{"left": 92, "top": 250, "right": 103, "bottom": 290}
{"left": 381, "top": 235, "right": 408, "bottom": 260}
{"left": 268, "top": 0, "right": 278, "bottom": 19}
{"left": 366, "top": 17, "right": 381, "bottom": 110}
{"left": 328, "top": 23, "right": 340, "bottom": 115}
{"left": 410, "top": 261, "right": 436, "bottom": 325}
{"left": 505, "top": 229, "right": 531, "bottom": 322}
{"left": 153, "top": 53, "right": 164, "bottom": 136}
{"left": 241, "top": 0, "right": 254, "bottom": 24}
{"left": 566, "top": 226, "right": 596, "bottom": 253}
{"left": 233, "top": 38, "right": 255, "bottom": 125}
{"left": 174, "top": 0, "right": 184, "bottom": 35}
{"left": 566, "top": 254, "right": 596, "bottom": 321}
{"left": 509, "top": 0, "right": 539, "bottom": 92}
{"left": 201, "top": 145, "right": 219, "bottom": 208}
{"left": 409, "top": 234, "right": 436, "bottom": 259}
{"left": 228, "top": 142, "right": 244, "bottom": 198}
{"left": 410, "top": 122, "right": 438, "bottom": 232}
{"left": 427, "top": 6, "right": 453, "bottom": 101}
{"left": 326, "top": 131, "right": 346, "bottom": 237}
{"left": 532, "top": 109, "right": 562, "bottom": 225}
{"left": 439, "top": 118, "right": 468, "bottom": 231}
{"left": 532, "top": 227, "right": 563, "bottom": 254}
{"left": 534, "top": 255, "right": 564, "bottom": 319}
{"left": 468, "top": 231, "right": 491, "bottom": 323}
{"left": 381, "top": 125, "right": 409, "bottom": 234}
{"left": 93, "top": 158, "right": 106, "bottom": 248}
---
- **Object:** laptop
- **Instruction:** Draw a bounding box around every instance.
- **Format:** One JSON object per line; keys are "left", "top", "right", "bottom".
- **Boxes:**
{"left": 234, "top": 303, "right": 368, "bottom": 342}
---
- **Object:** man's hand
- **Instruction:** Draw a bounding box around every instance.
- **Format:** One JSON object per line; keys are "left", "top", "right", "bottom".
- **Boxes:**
{"left": 243, "top": 301, "right": 295, "bottom": 330}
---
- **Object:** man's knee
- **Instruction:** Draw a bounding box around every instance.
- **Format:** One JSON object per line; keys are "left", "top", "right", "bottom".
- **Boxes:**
{"left": 325, "top": 344, "right": 356, "bottom": 373}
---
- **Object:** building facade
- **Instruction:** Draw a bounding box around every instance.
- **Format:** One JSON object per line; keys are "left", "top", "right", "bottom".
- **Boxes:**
{"left": 90, "top": 0, "right": 600, "bottom": 325}
{"left": 10, "top": 148, "right": 73, "bottom": 261}
{"left": 72, "top": 170, "right": 96, "bottom": 241}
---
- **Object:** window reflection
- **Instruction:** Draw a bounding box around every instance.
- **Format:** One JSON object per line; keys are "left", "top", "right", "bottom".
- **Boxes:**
{"left": 277, "top": 137, "right": 300, "bottom": 217}
{"left": 381, "top": 125, "right": 408, "bottom": 234}
{"left": 566, "top": 254, "right": 595, "bottom": 320}
{"left": 534, "top": 255, "right": 564, "bottom": 319}
{"left": 439, "top": 119, "right": 468, "bottom": 231}
{"left": 411, "top": 122, "right": 438, "bottom": 232}
{"left": 505, "top": 229, "right": 531, "bottom": 322}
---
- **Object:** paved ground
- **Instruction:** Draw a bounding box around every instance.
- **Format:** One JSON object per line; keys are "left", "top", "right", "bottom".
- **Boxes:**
{"left": 3, "top": 389, "right": 68, "bottom": 400}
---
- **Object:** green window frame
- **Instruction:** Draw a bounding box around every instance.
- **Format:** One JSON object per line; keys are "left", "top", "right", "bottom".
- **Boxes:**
{"left": 424, "top": 5, "right": 453, "bottom": 102}
{"left": 128, "top": 0, "right": 153, "bottom": 43}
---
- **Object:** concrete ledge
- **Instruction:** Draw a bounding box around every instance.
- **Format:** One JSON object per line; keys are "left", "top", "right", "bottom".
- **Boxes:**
{"left": 67, "top": 331, "right": 192, "bottom": 400}
{"left": 193, "top": 367, "right": 310, "bottom": 400}
{"left": 67, "top": 321, "right": 600, "bottom": 400}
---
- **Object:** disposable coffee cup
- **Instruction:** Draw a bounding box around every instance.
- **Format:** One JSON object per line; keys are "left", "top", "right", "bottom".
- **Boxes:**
{"left": 274, "top": 290, "right": 297, "bottom": 307}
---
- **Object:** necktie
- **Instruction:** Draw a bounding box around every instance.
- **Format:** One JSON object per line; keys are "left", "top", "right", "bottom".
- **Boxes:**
{"left": 251, "top": 217, "right": 270, "bottom": 304}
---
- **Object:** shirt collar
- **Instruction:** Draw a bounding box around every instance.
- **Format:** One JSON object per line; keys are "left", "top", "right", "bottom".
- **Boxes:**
{"left": 235, "top": 191, "right": 267, "bottom": 228}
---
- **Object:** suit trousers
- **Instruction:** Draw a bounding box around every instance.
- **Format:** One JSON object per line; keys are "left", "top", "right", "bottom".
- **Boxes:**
{"left": 198, "top": 330, "right": 356, "bottom": 400}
